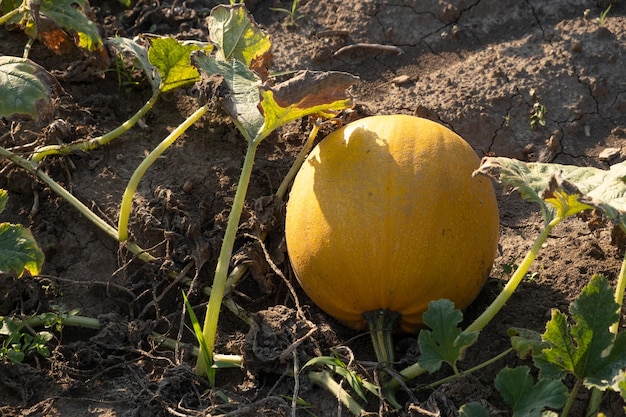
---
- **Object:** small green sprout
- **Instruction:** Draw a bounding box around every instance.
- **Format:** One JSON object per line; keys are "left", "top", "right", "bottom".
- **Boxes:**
{"left": 599, "top": 4, "right": 612, "bottom": 27}
{"left": 269, "top": 0, "right": 305, "bottom": 26}
{"left": 503, "top": 113, "right": 510, "bottom": 127}
{"left": 530, "top": 102, "right": 547, "bottom": 129}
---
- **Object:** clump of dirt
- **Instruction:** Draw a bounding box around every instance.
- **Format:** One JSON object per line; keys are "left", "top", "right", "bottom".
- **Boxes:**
{"left": 0, "top": 0, "right": 625, "bottom": 416}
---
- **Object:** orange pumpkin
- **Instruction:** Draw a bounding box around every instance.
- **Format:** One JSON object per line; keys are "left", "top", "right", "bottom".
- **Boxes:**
{"left": 285, "top": 115, "right": 499, "bottom": 337}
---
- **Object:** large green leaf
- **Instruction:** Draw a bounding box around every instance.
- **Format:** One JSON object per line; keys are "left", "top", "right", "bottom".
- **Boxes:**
{"left": 494, "top": 366, "right": 568, "bottom": 417}
{"left": 417, "top": 299, "right": 479, "bottom": 373}
{"left": 198, "top": 6, "right": 357, "bottom": 144}
{"left": 535, "top": 275, "right": 626, "bottom": 390}
{"left": 0, "top": 223, "right": 45, "bottom": 278}
{"left": 207, "top": 4, "right": 271, "bottom": 67}
{"left": 474, "top": 157, "right": 626, "bottom": 224}
{"left": 192, "top": 52, "right": 264, "bottom": 142}
{"left": 0, "top": 56, "right": 62, "bottom": 120}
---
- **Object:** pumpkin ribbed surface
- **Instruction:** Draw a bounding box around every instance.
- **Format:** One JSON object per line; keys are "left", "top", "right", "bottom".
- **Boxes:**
{"left": 285, "top": 115, "right": 499, "bottom": 333}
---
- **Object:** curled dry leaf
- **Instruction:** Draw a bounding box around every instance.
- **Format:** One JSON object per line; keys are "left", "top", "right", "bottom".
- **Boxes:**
{"left": 260, "top": 70, "right": 358, "bottom": 111}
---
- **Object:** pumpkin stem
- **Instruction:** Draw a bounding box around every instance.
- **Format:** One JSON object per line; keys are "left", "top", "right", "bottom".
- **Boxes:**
{"left": 363, "top": 310, "right": 400, "bottom": 366}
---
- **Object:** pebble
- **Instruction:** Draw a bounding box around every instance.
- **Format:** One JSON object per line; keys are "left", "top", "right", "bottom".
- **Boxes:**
{"left": 599, "top": 147, "right": 621, "bottom": 161}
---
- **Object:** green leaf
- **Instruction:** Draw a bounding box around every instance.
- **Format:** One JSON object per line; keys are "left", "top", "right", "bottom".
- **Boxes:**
{"left": 6, "top": 349, "right": 25, "bottom": 364}
{"left": 182, "top": 291, "right": 215, "bottom": 387}
{"left": 459, "top": 402, "right": 491, "bottom": 417}
{"left": 0, "top": 56, "right": 63, "bottom": 120}
{"left": 148, "top": 37, "right": 211, "bottom": 93}
{"left": 303, "top": 356, "right": 379, "bottom": 401}
{"left": 494, "top": 366, "right": 568, "bottom": 417}
{"left": 107, "top": 36, "right": 212, "bottom": 93}
{"left": 41, "top": 0, "right": 103, "bottom": 51}
{"left": 536, "top": 275, "right": 626, "bottom": 389}
{"left": 208, "top": 4, "right": 271, "bottom": 66}
{"left": 192, "top": 52, "right": 264, "bottom": 141}
{"left": 508, "top": 327, "right": 548, "bottom": 359}
{"left": 0, "top": 223, "right": 45, "bottom": 277}
{"left": 0, "top": 190, "right": 7, "bottom": 214}
{"left": 32, "top": 331, "right": 53, "bottom": 358}
{"left": 474, "top": 157, "right": 598, "bottom": 224}
{"left": 198, "top": 5, "right": 357, "bottom": 144}
{"left": 417, "top": 299, "right": 479, "bottom": 373}
{"left": 0, "top": 0, "right": 21, "bottom": 14}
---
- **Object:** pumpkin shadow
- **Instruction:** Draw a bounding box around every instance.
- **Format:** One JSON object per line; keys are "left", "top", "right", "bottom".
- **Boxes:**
{"left": 292, "top": 124, "right": 398, "bottom": 330}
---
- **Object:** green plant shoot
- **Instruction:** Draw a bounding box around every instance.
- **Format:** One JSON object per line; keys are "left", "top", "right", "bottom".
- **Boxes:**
{"left": 180, "top": 4, "right": 357, "bottom": 377}
{"left": 389, "top": 157, "right": 617, "bottom": 392}
{"left": 269, "top": 0, "right": 305, "bottom": 26}
{"left": 536, "top": 275, "right": 626, "bottom": 416}
{"left": 30, "top": 37, "right": 212, "bottom": 164}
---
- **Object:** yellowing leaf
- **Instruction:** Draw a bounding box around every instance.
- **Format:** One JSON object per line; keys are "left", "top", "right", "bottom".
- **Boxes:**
{"left": 208, "top": 4, "right": 271, "bottom": 68}
{"left": 257, "top": 70, "right": 357, "bottom": 141}
{"left": 0, "top": 190, "right": 7, "bottom": 214}
{"left": 41, "top": 0, "right": 103, "bottom": 52}
{"left": 192, "top": 52, "right": 264, "bottom": 142}
{"left": 148, "top": 37, "right": 211, "bottom": 93}
{"left": 0, "top": 223, "right": 45, "bottom": 278}
{"left": 108, "top": 36, "right": 212, "bottom": 94}
{"left": 475, "top": 157, "right": 626, "bottom": 224}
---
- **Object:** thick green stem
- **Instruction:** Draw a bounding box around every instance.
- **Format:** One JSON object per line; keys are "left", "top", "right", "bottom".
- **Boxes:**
{"left": 151, "top": 332, "right": 242, "bottom": 367}
{"left": 118, "top": 103, "right": 210, "bottom": 241}
{"left": 307, "top": 370, "right": 365, "bottom": 416}
{"left": 561, "top": 379, "right": 583, "bottom": 417}
{"left": 196, "top": 140, "right": 259, "bottom": 376}
{"left": 14, "top": 314, "right": 244, "bottom": 367}
{"left": 464, "top": 216, "right": 560, "bottom": 333}
{"left": 275, "top": 122, "right": 320, "bottom": 200}
{"left": 22, "top": 314, "right": 102, "bottom": 330}
{"left": 363, "top": 310, "right": 400, "bottom": 366}
{"left": 31, "top": 91, "right": 161, "bottom": 163}
{"left": 222, "top": 122, "right": 322, "bottom": 292}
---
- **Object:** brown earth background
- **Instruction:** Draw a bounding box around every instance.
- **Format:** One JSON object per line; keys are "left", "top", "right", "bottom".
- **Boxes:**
{"left": 1, "top": 0, "right": 626, "bottom": 416}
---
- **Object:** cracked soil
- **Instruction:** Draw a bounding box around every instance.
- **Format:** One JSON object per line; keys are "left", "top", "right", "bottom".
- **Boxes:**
{"left": 1, "top": 0, "right": 626, "bottom": 416}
